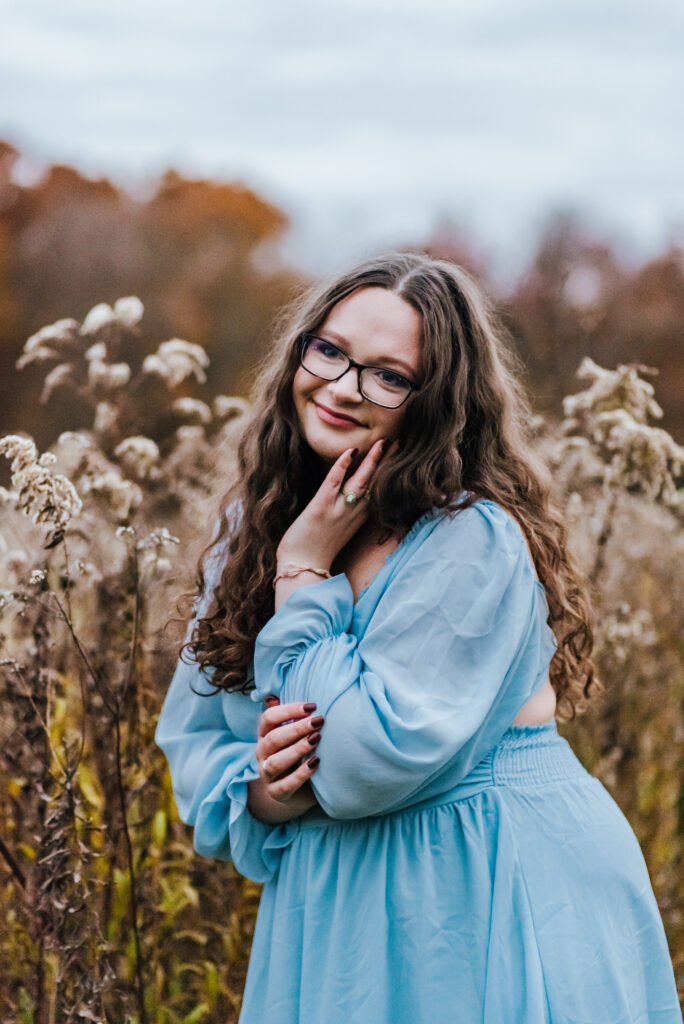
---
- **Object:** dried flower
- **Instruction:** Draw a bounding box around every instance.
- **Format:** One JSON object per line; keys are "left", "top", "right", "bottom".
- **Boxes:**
{"left": 213, "top": 395, "right": 249, "bottom": 421}
{"left": 598, "top": 603, "right": 658, "bottom": 664}
{"left": 142, "top": 339, "right": 209, "bottom": 388}
{"left": 137, "top": 526, "right": 180, "bottom": 550}
{"left": 88, "top": 360, "right": 131, "bottom": 392}
{"left": 592, "top": 411, "right": 684, "bottom": 505}
{"left": 93, "top": 402, "right": 118, "bottom": 437}
{"left": 0, "top": 434, "right": 82, "bottom": 535}
{"left": 173, "top": 425, "right": 207, "bottom": 448}
{"left": 40, "top": 364, "right": 76, "bottom": 404}
{"left": 137, "top": 526, "right": 179, "bottom": 575}
{"left": 16, "top": 319, "right": 81, "bottom": 369}
{"left": 81, "top": 471, "right": 143, "bottom": 521}
{"left": 562, "top": 358, "right": 662, "bottom": 431}
{"left": 558, "top": 360, "right": 684, "bottom": 511}
{"left": 81, "top": 303, "right": 118, "bottom": 335}
{"left": 172, "top": 397, "right": 212, "bottom": 425}
{"left": 113, "top": 296, "right": 144, "bottom": 328}
{"left": 85, "top": 342, "right": 107, "bottom": 363}
{"left": 30, "top": 569, "right": 47, "bottom": 585}
{"left": 114, "top": 436, "right": 161, "bottom": 482}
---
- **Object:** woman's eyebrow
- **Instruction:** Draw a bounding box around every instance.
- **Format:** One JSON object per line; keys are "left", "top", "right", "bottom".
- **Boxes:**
{"left": 320, "top": 329, "right": 417, "bottom": 379}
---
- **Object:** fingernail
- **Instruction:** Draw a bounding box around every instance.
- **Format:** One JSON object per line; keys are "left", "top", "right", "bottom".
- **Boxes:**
{"left": 265, "top": 695, "right": 280, "bottom": 708}
{"left": 307, "top": 732, "right": 321, "bottom": 747}
{"left": 302, "top": 702, "right": 317, "bottom": 712}
{"left": 350, "top": 447, "right": 358, "bottom": 457}
{"left": 310, "top": 715, "right": 325, "bottom": 729}
{"left": 307, "top": 755, "right": 320, "bottom": 770}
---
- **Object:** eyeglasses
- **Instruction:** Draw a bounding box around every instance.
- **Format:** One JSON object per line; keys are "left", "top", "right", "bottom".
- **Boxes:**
{"left": 298, "top": 333, "right": 420, "bottom": 409}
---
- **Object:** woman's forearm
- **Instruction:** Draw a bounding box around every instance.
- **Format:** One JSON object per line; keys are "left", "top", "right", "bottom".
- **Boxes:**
{"left": 247, "top": 777, "right": 320, "bottom": 824}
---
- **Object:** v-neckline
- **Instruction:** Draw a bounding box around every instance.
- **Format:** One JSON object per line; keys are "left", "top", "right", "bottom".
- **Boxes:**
{"left": 351, "top": 509, "right": 438, "bottom": 609}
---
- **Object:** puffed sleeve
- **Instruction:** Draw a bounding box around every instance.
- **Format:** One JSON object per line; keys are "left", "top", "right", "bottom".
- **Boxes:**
{"left": 251, "top": 500, "right": 557, "bottom": 820}
{"left": 155, "top": 513, "right": 279, "bottom": 882}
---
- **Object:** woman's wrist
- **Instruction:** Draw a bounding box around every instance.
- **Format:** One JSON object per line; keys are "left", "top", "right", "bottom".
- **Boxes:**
{"left": 273, "top": 565, "right": 331, "bottom": 588}
{"left": 273, "top": 554, "right": 332, "bottom": 610}
{"left": 247, "top": 777, "right": 318, "bottom": 824}
{"left": 274, "top": 569, "right": 330, "bottom": 610}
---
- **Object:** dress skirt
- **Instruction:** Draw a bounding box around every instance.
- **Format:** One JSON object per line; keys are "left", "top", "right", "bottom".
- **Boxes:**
{"left": 239, "top": 722, "right": 681, "bottom": 1024}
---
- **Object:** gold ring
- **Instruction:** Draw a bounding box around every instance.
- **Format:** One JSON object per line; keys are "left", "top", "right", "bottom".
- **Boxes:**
{"left": 342, "top": 491, "right": 358, "bottom": 505}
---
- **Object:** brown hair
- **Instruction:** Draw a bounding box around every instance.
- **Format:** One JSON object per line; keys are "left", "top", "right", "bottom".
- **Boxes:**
{"left": 183, "top": 251, "right": 597, "bottom": 718}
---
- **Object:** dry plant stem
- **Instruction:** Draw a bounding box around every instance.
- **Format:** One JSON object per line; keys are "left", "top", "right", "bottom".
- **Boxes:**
{"left": 114, "top": 712, "right": 148, "bottom": 1024}
{"left": 112, "top": 546, "right": 148, "bottom": 1024}
{"left": 27, "top": 601, "right": 52, "bottom": 1024}
{"left": 118, "top": 547, "right": 141, "bottom": 710}
{"left": 60, "top": 536, "right": 89, "bottom": 767}
{"left": 591, "top": 489, "right": 620, "bottom": 587}
{"left": 0, "top": 834, "right": 26, "bottom": 889}
{"left": 47, "top": 553, "right": 148, "bottom": 1022}
{"left": 61, "top": 534, "right": 74, "bottom": 627}
{"left": 51, "top": 590, "right": 118, "bottom": 719}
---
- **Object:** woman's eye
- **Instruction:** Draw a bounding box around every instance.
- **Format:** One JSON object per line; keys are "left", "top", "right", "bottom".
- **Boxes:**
{"left": 375, "top": 368, "right": 405, "bottom": 387}
{"left": 313, "top": 340, "right": 342, "bottom": 359}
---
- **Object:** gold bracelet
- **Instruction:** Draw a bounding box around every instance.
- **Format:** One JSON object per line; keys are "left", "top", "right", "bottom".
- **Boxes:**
{"left": 273, "top": 566, "right": 331, "bottom": 589}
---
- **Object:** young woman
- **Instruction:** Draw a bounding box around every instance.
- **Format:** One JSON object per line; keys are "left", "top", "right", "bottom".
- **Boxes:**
{"left": 156, "top": 252, "right": 681, "bottom": 1023}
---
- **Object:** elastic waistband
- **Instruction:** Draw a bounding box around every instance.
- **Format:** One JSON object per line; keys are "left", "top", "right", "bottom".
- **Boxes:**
{"left": 411, "top": 721, "right": 588, "bottom": 813}
{"left": 297, "top": 722, "right": 590, "bottom": 831}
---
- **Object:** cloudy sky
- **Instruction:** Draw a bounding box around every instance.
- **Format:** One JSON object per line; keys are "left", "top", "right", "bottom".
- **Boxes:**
{"left": 1, "top": 0, "right": 682, "bottom": 277}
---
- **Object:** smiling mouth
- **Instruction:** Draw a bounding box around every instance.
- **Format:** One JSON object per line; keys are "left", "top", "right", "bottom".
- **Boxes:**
{"left": 314, "top": 402, "right": 364, "bottom": 426}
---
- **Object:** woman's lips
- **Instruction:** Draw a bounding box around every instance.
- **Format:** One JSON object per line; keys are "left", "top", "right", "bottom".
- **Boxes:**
{"left": 314, "top": 402, "right": 363, "bottom": 428}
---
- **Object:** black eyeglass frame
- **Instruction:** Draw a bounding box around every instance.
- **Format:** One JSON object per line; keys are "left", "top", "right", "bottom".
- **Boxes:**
{"left": 298, "top": 332, "right": 421, "bottom": 409}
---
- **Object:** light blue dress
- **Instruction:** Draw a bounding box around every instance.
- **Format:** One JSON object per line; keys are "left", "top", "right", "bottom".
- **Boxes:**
{"left": 156, "top": 500, "right": 681, "bottom": 1023}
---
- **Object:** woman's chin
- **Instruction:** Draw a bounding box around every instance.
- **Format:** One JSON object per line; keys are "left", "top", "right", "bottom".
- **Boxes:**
{"left": 312, "top": 441, "right": 353, "bottom": 466}
{"left": 303, "top": 425, "right": 367, "bottom": 465}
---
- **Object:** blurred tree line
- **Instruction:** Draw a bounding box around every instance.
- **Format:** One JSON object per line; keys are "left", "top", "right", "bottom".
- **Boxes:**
{"left": 1, "top": 137, "right": 683, "bottom": 453}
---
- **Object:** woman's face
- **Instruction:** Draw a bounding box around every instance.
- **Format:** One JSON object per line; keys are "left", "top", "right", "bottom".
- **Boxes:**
{"left": 292, "top": 287, "right": 424, "bottom": 467}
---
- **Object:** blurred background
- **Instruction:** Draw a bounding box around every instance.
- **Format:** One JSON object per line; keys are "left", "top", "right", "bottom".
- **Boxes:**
{"left": 1, "top": 3, "right": 684, "bottom": 1017}
{"left": 1, "top": 0, "right": 683, "bottom": 450}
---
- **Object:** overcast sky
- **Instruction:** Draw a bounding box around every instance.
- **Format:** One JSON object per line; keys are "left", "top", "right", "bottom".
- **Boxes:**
{"left": 1, "top": 0, "right": 682, "bottom": 278}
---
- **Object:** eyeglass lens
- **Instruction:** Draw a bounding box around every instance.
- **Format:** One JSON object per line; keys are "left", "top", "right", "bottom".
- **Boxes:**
{"left": 301, "top": 336, "right": 411, "bottom": 409}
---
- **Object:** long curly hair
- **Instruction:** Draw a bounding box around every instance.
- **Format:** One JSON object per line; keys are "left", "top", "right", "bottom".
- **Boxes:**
{"left": 183, "top": 251, "right": 598, "bottom": 719}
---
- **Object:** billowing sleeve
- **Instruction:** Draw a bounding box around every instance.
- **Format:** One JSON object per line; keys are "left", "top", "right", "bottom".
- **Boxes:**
{"left": 252, "top": 501, "right": 556, "bottom": 820}
{"left": 155, "top": 522, "right": 280, "bottom": 882}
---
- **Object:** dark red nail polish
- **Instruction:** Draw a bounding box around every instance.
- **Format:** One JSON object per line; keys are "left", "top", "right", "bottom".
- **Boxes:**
{"left": 310, "top": 715, "right": 325, "bottom": 729}
{"left": 307, "top": 755, "right": 320, "bottom": 770}
{"left": 308, "top": 732, "right": 321, "bottom": 747}
{"left": 302, "top": 702, "right": 317, "bottom": 712}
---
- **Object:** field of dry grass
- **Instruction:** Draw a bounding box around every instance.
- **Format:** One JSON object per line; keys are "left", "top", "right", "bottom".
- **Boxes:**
{"left": 1, "top": 302, "right": 682, "bottom": 1021}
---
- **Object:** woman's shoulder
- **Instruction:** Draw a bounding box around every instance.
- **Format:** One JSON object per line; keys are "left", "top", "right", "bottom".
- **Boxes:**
{"left": 429, "top": 496, "right": 528, "bottom": 552}
{"left": 418, "top": 496, "right": 536, "bottom": 583}
{"left": 377, "top": 497, "right": 541, "bottom": 621}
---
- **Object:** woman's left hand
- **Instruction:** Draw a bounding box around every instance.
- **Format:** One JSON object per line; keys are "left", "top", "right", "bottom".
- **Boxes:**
{"left": 276, "top": 439, "right": 394, "bottom": 570}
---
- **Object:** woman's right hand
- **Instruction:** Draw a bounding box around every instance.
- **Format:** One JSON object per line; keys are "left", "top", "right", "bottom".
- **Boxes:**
{"left": 247, "top": 700, "right": 324, "bottom": 822}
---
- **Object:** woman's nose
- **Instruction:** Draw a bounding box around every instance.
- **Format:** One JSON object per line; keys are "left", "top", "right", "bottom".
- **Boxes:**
{"left": 326, "top": 367, "right": 363, "bottom": 401}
